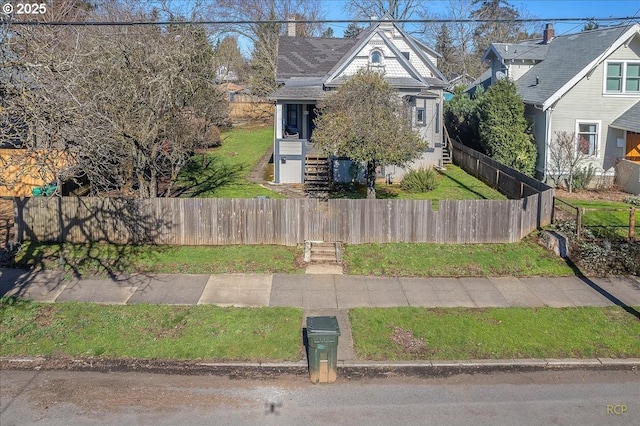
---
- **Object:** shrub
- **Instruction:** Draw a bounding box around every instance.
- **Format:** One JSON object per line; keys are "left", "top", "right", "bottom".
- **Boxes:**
{"left": 571, "top": 164, "right": 594, "bottom": 191}
{"left": 623, "top": 195, "right": 640, "bottom": 206}
{"left": 401, "top": 167, "right": 438, "bottom": 193}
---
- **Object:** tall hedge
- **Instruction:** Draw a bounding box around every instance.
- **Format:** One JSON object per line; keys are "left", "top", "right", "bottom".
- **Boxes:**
{"left": 477, "top": 79, "right": 537, "bottom": 176}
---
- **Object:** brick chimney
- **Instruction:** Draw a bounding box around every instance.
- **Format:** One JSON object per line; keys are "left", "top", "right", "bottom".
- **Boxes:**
{"left": 543, "top": 23, "right": 555, "bottom": 44}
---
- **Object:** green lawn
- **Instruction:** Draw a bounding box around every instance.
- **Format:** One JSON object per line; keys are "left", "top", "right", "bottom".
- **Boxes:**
{"left": 14, "top": 242, "right": 306, "bottom": 275}
{"left": 349, "top": 307, "right": 640, "bottom": 360}
{"left": 332, "top": 165, "right": 506, "bottom": 200}
{"left": 15, "top": 239, "right": 572, "bottom": 277}
{"left": 3, "top": 300, "right": 638, "bottom": 361}
{"left": 176, "top": 126, "right": 283, "bottom": 198}
{"left": 343, "top": 239, "right": 574, "bottom": 276}
{"left": 0, "top": 299, "right": 303, "bottom": 360}
{"left": 557, "top": 198, "right": 639, "bottom": 239}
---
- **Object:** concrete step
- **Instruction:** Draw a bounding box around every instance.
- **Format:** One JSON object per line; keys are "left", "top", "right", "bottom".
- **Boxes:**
{"left": 304, "top": 241, "right": 342, "bottom": 264}
{"left": 310, "top": 254, "right": 338, "bottom": 264}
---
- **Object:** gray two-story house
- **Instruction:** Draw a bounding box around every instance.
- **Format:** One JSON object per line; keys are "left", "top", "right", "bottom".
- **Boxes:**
{"left": 481, "top": 23, "right": 640, "bottom": 192}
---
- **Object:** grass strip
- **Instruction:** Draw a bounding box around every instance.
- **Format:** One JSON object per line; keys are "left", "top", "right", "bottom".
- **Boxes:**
{"left": 15, "top": 243, "right": 305, "bottom": 275}
{"left": 0, "top": 299, "right": 303, "bottom": 361}
{"left": 349, "top": 307, "right": 640, "bottom": 360}
{"left": 344, "top": 239, "right": 574, "bottom": 277}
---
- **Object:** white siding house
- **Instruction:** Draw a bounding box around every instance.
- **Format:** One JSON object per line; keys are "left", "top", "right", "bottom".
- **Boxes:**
{"left": 481, "top": 23, "right": 640, "bottom": 192}
{"left": 269, "top": 18, "right": 449, "bottom": 187}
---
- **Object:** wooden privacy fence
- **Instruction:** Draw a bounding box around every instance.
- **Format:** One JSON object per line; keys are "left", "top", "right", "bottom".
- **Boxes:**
{"left": 451, "top": 140, "right": 554, "bottom": 228}
{"left": 14, "top": 194, "right": 546, "bottom": 246}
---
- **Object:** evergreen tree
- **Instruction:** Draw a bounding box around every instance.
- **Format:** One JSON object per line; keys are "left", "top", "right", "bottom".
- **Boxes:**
{"left": 322, "top": 27, "right": 335, "bottom": 38}
{"left": 444, "top": 85, "right": 484, "bottom": 152}
{"left": 583, "top": 19, "right": 599, "bottom": 31}
{"left": 477, "top": 78, "right": 536, "bottom": 176}
{"left": 343, "top": 22, "right": 363, "bottom": 38}
{"left": 435, "top": 23, "right": 457, "bottom": 79}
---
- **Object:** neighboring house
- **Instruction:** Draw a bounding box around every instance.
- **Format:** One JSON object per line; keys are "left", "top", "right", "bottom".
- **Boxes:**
{"left": 215, "top": 65, "right": 239, "bottom": 83}
{"left": 480, "top": 23, "right": 640, "bottom": 186}
{"left": 269, "top": 17, "right": 449, "bottom": 186}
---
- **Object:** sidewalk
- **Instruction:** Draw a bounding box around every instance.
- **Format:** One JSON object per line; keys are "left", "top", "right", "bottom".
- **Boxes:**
{"left": 2, "top": 268, "right": 639, "bottom": 308}
{"left": 2, "top": 268, "right": 639, "bottom": 365}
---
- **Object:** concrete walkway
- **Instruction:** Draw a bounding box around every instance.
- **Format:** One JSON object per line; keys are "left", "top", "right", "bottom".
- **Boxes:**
{"left": 3, "top": 269, "right": 639, "bottom": 308}
{"left": 2, "top": 268, "right": 639, "bottom": 363}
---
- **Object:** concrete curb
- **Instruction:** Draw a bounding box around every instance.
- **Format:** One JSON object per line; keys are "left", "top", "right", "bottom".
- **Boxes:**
{"left": 2, "top": 357, "right": 638, "bottom": 377}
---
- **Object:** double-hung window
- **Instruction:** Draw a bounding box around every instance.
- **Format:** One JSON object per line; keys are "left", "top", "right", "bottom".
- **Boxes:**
{"left": 576, "top": 121, "right": 599, "bottom": 156}
{"left": 626, "top": 63, "right": 640, "bottom": 92}
{"left": 605, "top": 61, "right": 640, "bottom": 94}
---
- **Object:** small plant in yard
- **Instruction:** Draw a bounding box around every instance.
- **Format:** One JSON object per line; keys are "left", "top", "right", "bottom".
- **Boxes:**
{"left": 624, "top": 195, "right": 640, "bottom": 206}
{"left": 400, "top": 167, "right": 438, "bottom": 193}
{"left": 571, "top": 164, "right": 595, "bottom": 191}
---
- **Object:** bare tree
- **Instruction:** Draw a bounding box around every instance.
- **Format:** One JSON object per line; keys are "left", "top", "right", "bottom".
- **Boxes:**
{"left": 548, "top": 131, "right": 591, "bottom": 193}
{"left": 1, "top": 3, "right": 228, "bottom": 198}
{"left": 344, "top": 0, "right": 427, "bottom": 27}
{"left": 207, "top": 0, "right": 324, "bottom": 96}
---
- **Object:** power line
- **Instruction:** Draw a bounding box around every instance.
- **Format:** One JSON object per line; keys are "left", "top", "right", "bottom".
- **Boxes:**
{"left": 2, "top": 17, "right": 639, "bottom": 26}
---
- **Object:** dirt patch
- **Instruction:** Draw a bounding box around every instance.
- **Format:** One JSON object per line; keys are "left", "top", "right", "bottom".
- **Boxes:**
{"left": 555, "top": 188, "right": 631, "bottom": 202}
{"left": 390, "top": 327, "right": 427, "bottom": 355}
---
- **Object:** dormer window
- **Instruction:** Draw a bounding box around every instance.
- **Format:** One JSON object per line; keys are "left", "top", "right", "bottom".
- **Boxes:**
{"left": 370, "top": 50, "right": 383, "bottom": 65}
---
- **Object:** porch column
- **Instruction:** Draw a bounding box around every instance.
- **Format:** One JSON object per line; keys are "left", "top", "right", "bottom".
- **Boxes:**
{"left": 275, "top": 102, "right": 283, "bottom": 139}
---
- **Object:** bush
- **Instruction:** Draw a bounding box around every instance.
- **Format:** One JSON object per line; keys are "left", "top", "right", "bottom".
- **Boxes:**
{"left": 623, "top": 195, "right": 640, "bottom": 206}
{"left": 571, "top": 164, "right": 594, "bottom": 191}
{"left": 401, "top": 167, "right": 439, "bottom": 193}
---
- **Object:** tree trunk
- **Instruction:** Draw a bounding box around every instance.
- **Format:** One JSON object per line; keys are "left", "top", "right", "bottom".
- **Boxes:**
{"left": 366, "top": 160, "right": 377, "bottom": 199}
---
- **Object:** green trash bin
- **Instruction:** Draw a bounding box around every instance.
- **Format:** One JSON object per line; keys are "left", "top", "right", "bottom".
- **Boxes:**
{"left": 306, "top": 316, "right": 341, "bottom": 384}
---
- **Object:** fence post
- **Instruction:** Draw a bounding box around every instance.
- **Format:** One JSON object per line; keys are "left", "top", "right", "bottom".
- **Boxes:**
{"left": 576, "top": 207, "right": 582, "bottom": 240}
{"left": 630, "top": 207, "right": 636, "bottom": 240}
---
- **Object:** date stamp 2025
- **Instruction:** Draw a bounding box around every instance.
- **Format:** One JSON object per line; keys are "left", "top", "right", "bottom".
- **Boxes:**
{"left": 2, "top": 2, "right": 48, "bottom": 16}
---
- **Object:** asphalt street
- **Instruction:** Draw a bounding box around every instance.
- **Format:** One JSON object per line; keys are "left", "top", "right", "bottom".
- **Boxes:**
{"left": 1, "top": 369, "right": 638, "bottom": 425}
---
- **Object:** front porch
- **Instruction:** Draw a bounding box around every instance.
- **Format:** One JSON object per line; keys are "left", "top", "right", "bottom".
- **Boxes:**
{"left": 273, "top": 101, "right": 319, "bottom": 184}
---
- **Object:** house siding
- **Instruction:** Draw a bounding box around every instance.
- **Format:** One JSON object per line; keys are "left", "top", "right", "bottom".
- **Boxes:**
{"left": 549, "top": 40, "right": 640, "bottom": 175}
{"left": 508, "top": 61, "right": 536, "bottom": 81}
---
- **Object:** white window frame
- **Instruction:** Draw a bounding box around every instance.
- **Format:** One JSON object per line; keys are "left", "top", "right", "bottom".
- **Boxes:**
{"left": 416, "top": 107, "right": 425, "bottom": 125}
{"left": 370, "top": 50, "right": 383, "bottom": 66}
{"left": 604, "top": 60, "right": 640, "bottom": 95}
{"left": 575, "top": 120, "right": 601, "bottom": 157}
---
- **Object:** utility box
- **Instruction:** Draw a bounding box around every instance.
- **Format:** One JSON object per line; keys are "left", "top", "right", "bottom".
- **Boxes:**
{"left": 306, "top": 316, "right": 341, "bottom": 384}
